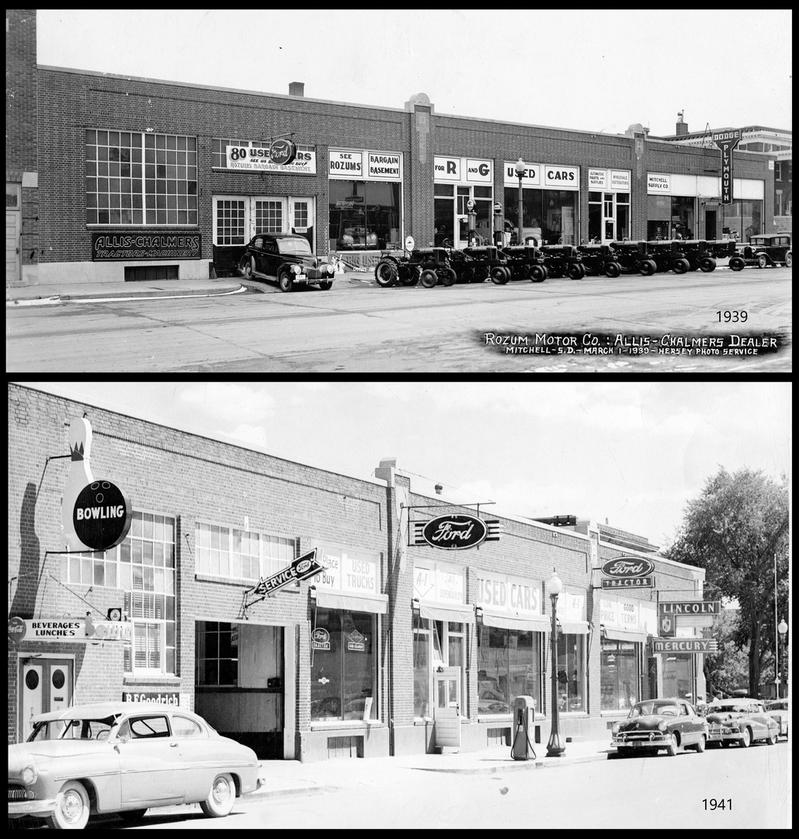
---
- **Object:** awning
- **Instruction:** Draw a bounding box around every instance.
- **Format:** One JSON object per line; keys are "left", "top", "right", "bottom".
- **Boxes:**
{"left": 419, "top": 601, "right": 475, "bottom": 624}
{"left": 602, "top": 626, "right": 648, "bottom": 643}
{"left": 481, "top": 609, "right": 551, "bottom": 632}
{"left": 558, "top": 621, "right": 589, "bottom": 635}
{"left": 314, "top": 589, "right": 388, "bottom": 614}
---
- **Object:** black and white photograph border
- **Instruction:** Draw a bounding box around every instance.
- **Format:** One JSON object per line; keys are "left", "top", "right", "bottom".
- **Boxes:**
{"left": 4, "top": 9, "right": 792, "bottom": 373}
{"left": 7, "top": 381, "right": 791, "bottom": 829}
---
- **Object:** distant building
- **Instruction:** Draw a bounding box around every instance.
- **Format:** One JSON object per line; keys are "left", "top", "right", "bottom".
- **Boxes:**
{"left": 656, "top": 114, "right": 791, "bottom": 234}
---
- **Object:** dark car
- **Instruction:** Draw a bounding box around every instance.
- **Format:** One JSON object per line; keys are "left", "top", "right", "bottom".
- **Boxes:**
{"left": 238, "top": 234, "right": 337, "bottom": 292}
{"left": 705, "top": 698, "right": 780, "bottom": 747}
{"left": 736, "top": 233, "right": 792, "bottom": 269}
{"left": 609, "top": 698, "right": 708, "bottom": 758}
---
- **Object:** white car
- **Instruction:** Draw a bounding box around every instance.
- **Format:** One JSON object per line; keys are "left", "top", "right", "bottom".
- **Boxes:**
{"left": 8, "top": 702, "right": 264, "bottom": 829}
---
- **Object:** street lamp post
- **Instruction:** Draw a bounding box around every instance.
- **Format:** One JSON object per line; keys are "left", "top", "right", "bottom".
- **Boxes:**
{"left": 514, "top": 158, "right": 526, "bottom": 245}
{"left": 777, "top": 618, "right": 788, "bottom": 698}
{"left": 546, "top": 568, "right": 565, "bottom": 757}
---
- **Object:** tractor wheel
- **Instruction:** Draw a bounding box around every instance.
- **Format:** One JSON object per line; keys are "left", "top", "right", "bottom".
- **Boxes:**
{"left": 605, "top": 261, "right": 621, "bottom": 278}
{"left": 530, "top": 265, "right": 546, "bottom": 283}
{"left": 439, "top": 267, "right": 457, "bottom": 286}
{"left": 699, "top": 257, "right": 717, "bottom": 272}
{"left": 640, "top": 260, "right": 657, "bottom": 276}
{"left": 673, "top": 258, "right": 690, "bottom": 274}
{"left": 490, "top": 266, "right": 510, "bottom": 284}
{"left": 374, "top": 259, "right": 398, "bottom": 288}
{"left": 567, "top": 262, "right": 585, "bottom": 280}
{"left": 420, "top": 269, "right": 438, "bottom": 288}
{"left": 400, "top": 267, "right": 421, "bottom": 286}
{"left": 729, "top": 256, "right": 745, "bottom": 271}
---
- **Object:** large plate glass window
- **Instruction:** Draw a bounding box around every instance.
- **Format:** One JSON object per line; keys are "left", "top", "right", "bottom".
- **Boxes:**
{"left": 329, "top": 180, "right": 401, "bottom": 251}
{"left": 85, "top": 130, "right": 198, "bottom": 226}
{"left": 502, "top": 188, "right": 578, "bottom": 245}
{"left": 311, "top": 608, "right": 377, "bottom": 721}
{"left": 600, "top": 639, "right": 639, "bottom": 711}
{"left": 477, "top": 626, "right": 543, "bottom": 715}
{"left": 556, "top": 633, "right": 586, "bottom": 712}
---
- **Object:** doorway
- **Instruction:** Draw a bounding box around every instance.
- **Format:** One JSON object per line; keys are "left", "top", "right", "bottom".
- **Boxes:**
{"left": 19, "top": 658, "right": 74, "bottom": 741}
{"left": 705, "top": 209, "right": 717, "bottom": 241}
{"left": 6, "top": 183, "right": 21, "bottom": 284}
{"left": 433, "top": 667, "right": 462, "bottom": 751}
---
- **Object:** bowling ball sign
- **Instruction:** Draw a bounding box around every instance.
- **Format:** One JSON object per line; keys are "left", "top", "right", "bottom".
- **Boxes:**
{"left": 73, "top": 481, "right": 132, "bottom": 551}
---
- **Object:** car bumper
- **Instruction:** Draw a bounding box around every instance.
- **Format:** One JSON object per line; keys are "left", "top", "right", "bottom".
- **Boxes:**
{"left": 708, "top": 727, "right": 741, "bottom": 742}
{"left": 612, "top": 732, "right": 671, "bottom": 748}
{"left": 8, "top": 797, "right": 57, "bottom": 818}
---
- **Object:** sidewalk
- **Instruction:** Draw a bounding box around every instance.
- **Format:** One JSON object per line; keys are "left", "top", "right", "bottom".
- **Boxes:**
{"left": 251, "top": 738, "right": 612, "bottom": 799}
{"left": 5, "top": 271, "right": 372, "bottom": 307}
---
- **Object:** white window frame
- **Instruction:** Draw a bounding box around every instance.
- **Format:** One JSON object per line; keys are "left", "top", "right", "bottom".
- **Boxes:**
{"left": 212, "top": 195, "right": 315, "bottom": 251}
{"left": 413, "top": 618, "right": 467, "bottom": 721}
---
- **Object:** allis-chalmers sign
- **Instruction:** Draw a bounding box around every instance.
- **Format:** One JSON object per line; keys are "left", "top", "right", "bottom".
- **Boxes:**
{"left": 411, "top": 514, "right": 501, "bottom": 551}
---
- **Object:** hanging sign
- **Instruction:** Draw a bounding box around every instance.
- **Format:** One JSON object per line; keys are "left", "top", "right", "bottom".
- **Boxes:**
{"left": 659, "top": 601, "right": 720, "bottom": 615}
{"left": 652, "top": 638, "right": 718, "bottom": 653}
{"left": 713, "top": 130, "right": 741, "bottom": 205}
{"left": 7, "top": 617, "right": 132, "bottom": 644}
{"left": 247, "top": 548, "right": 324, "bottom": 597}
{"left": 601, "top": 557, "right": 655, "bottom": 578}
{"left": 269, "top": 138, "right": 297, "bottom": 166}
{"left": 411, "top": 514, "right": 502, "bottom": 550}
{"left": 601, "top": 577, "right": 654, "bottom": 589}
{"left": 658, "top": 612, "right": 676, "bottom": 637}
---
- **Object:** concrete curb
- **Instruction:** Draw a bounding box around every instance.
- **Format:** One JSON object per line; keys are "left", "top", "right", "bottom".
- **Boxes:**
{"left": 6, "top": 285, "right": 245, "bottom": 306}
{"left": 247, "top": 783, "right": 341, "bottom": 800}
{"left": 412, "top": 750, "right": 609, "bottom": 774}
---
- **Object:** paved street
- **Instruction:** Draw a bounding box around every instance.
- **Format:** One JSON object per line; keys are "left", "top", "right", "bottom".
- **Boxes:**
{"left": 81, "top": 740, "right": 789, "bottom": 830}
{"left": 6, "top": 267, "right": 791, "bottom": 372}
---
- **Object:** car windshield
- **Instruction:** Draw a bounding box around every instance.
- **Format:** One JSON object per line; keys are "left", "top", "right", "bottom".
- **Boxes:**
{"left": 766, "top": 701, "right": 788, "bottom": 710}
{"left": 28, "top": 715, "right": 120, "bottom": 741}
{"left": 277, "top": 238, "right": 312, "bottom": 256}
{"left": 629, "top": 701, "right": 680, "bottom": 718}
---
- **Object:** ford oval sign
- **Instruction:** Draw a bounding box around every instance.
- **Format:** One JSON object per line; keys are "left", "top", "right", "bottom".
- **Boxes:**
{"left": 269, "top": 139, "right": 297, "bottom": 166}
{"left": 601, "top": 556, "right": 655, "bottom": 578}
{"left": 422, "top": 515, "right": 487, "bottom": 550}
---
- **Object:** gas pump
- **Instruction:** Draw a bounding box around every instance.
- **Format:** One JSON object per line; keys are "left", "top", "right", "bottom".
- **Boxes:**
{"left": 511, "top": 695, "right": 536, "bottom": 760}
{"left": 492, "top": 201, "right": 504, "bottom": 247}
{"left": 467, "top": 199, "right": 477, "bottom": 247}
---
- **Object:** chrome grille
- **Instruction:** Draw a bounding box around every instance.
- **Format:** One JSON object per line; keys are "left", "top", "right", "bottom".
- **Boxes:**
{"left": 8, "top": 784, "right": 34, "bottom": 801}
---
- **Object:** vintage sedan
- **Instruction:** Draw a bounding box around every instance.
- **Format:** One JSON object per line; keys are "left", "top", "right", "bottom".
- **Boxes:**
{"left": 609, "top": 698, "right": 708, "bottom": 757}
{"left": 734, "top": 233, "right": 792, "bottom": 269}
{"left": 8, "top": 702, "right": 263, "bottom": 830}
{"left": 764, "top": 698, "right": 789, "bottom": 739}
{"left": 705, "top": 698, "right": 780, "bottom": 747}
{"left": 238, "top": 233, "right": 337, "bottom": 291}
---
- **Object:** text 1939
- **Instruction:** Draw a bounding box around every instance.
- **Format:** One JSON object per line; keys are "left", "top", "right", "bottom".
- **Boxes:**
{"left": 716, "top": 310, "right": 748, "bottom": 322}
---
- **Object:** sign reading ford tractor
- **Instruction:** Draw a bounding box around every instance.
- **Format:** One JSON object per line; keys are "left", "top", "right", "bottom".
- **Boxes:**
{"left": 601, "top": 557, "right": 655, "bottom": 578}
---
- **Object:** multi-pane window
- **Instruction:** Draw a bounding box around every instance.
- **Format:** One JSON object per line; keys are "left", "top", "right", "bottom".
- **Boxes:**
{"left": 195, "top": 522, "right": 295, "bottom": 583}
{"left": 65, "top": 511, "right": 177, "bottom": 677}
{"left": 211, "top": 138, "right": 253, "bottom": 169}
{"left": 85, "top": 129, "right": 198, "bottom": 226}
{"left": 196, "top": 621, "right": 238, "bottom": 686}
{"left": 215, "top": 199, "right": 246, "bottom": 245}
{"left": 255, "top": 200, "right": 284, "bottom": 234}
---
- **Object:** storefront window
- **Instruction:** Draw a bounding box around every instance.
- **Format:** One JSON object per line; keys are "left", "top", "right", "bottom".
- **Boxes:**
{"left": 646, "top": 195, "right": 696, "bottom": 239}
{"left": 556, "top": 633, "right": 586, "bottom": 712}
{"left": 601, "top": 640, "right": 639, "bottom": 711}
{"left": 329, "top": 180, "right": 400, "bottom": 251}
{"left": 478, "top": 626, "right": 542, "bottom": 715}
{"left": 670, "top": 196, "right": 695, "bottom": 240}
{"left": 413, "top": 624, "right": 430, "bottom": 717}
{"left": 721, "top": 199, "right": 763, "bottom": 241}
{"left": 503, "top": 188, "right": 577, "bottom": 245}
{"left": 662, "top": 653, "right": 693, "bottom": 699}
{"left": 85, "top": 130, "right": 198, "bottom": 226}
{"left": 196, "top": 621, "right": 238, "bottom": 686}
{"left": 311, "top": 608, "right": 377, "bottom": 721}
{"left": 647, "top": 195, "right": 671, "bottom": 240}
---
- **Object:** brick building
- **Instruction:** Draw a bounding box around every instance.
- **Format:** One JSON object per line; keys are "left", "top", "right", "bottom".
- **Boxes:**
{"left": 9, "top": 384, "right": 708, "bottom": 760}
{"left": 6, "top": 9, "right": 773, "bottom": 288}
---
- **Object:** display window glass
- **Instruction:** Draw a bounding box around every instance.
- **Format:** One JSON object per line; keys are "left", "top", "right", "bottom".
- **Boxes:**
{"left": 600, "top": 640, "right": 639, "bottom": 711}
{"left": 556, "top": 633, "right": 586, "bottom": 712}
{"left": 721, "top": 199, "right": 763, "bottom": 240}
{"left": 662, "top": 653, "right": 693, "bottom": 700}
{"left": 477, "top": 626, "right": 542, "bottom": 715}
{"left": 311, "top": 608, "right": 377, "bottom": 722}
{"left": 503, "top": 188, "right": 577, "bottom": 245}
{"left": 328, "top": 180, "right": 401, "bottom": 251}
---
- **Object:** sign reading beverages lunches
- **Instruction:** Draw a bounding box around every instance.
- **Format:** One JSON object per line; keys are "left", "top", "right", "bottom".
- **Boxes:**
{"left": 411, "top": 514, "right": 502, "bottom": 550}
{"left": 8, "top": 617, "right": 132, "bottom": 644}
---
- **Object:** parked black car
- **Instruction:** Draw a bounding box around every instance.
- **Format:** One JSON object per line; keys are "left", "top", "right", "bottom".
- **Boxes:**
{"left": 736, "top": 233, "right": 792, "bottom": 268}
{"left": 238, "top": 234, "right": 336, "bottom": 292}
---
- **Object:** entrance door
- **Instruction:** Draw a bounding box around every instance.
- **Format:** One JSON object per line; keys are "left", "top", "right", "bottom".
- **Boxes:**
{"left": 705, "top": 210, "right": 717, "bottom": 241}
{"left": 433, "top": 667, "right": 462, "bottom": 751}
{"left": 6, "top": 183, "right": 21, "bottom": 284}
{"left": 19, "top": 658, "right": 74, "bottom": 741}
{"left": 456, "top": 187, "right": 471, "bottom": 248}
{"left": 289, "top": 197, "right": 315, "bottom": 250}
{"left": 602, "top": 192, "right": 616, "bottom": 242}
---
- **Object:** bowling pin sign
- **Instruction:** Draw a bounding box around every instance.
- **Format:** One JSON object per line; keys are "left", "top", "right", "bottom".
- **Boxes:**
{"left": 62, "top": 417, "right": 132, "bottom": 552}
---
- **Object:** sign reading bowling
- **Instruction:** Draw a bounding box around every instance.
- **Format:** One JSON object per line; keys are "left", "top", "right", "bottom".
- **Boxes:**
{"left": 73, "top": 481, "right": 131, "bottom": 551}
{"left": 411, "top": 514, "right": 502, "bottom": 550}
{"left": 62, "top": 417, "right": 132, "bottom": 552}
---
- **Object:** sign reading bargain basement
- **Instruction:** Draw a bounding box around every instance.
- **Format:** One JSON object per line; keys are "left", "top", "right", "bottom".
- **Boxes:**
{"left": 92, "top": 232, "right": 201, "bottom": 261}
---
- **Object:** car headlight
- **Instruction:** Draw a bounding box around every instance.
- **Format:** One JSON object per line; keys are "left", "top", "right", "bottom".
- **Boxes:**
{"left": 291, "top": 264, "right": 301, "bottom": 274}
{"left": 21, "top": 765, "right": 38, "bottom": 785}
{"left": 657, "top": 721, "right": 668, "bottom": 732}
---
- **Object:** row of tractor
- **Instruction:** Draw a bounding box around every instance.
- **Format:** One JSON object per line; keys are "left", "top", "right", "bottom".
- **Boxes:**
{"left": 373, "top": 239, "right": 747, "bottom": 288}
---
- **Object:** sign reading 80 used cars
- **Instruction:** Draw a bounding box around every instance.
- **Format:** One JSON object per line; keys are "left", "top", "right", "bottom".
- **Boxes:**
{"left": 225, "top": 143, "right": 316, "bottom": 173}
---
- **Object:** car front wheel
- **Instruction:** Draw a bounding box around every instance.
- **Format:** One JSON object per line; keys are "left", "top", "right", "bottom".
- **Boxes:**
{"left": 738, "top": 728, "right": 751, "bottom": 748}
{"left": 757, "top": 253, "right": 769, "bottom": 268}
{"left": 241, "top": 256, "right": 255, "bottom": 280}
{"left": 665, "top": 733, "right": 678, "bottom": 756}
{"left": 200, "top": 772, "right": 236, "bottom": 818}
{"left": 278, "top": 271, "right": 293, "bottom": 292}
{"left": 766, "top": 731, "right": 777, "bottom": 746}
{"left": 317, "top": 281, "right": 333, "bottom": 291}
{"left": 785, "top": 251, "right": 792, "bottom": 267}
{"left": 694, "top": 734, "right": 707, "bottom": 753}
{"left": 729, "top": 256, "right": 745, "bottom": 271}
{"left": 48, "top": 780, "right": 91, "bottom": 830}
